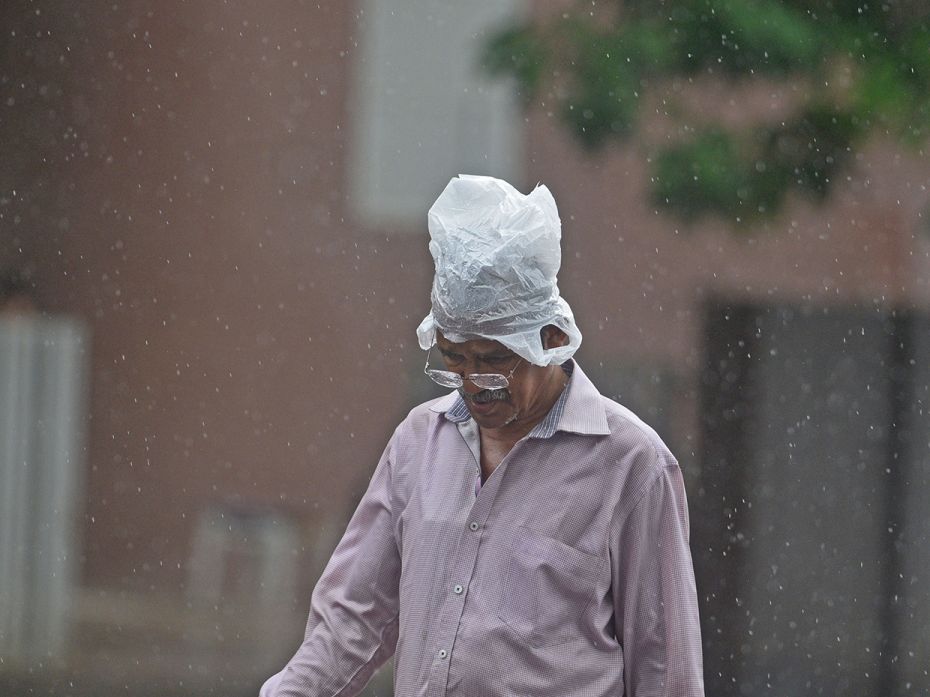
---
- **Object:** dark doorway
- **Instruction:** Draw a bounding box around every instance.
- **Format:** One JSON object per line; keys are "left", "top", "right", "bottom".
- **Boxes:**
{"left": 694, "top": 301, "right": 930, "bottom": 696}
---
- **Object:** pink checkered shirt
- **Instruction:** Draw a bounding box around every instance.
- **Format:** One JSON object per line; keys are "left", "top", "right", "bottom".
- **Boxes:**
{"left": 262, "top": 361, "right": 704, "bottom": 696}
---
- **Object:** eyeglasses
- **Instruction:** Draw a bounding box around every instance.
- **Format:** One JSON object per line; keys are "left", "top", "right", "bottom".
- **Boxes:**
{"left": 423, "top": 347, "right": 522, "bottom": 391}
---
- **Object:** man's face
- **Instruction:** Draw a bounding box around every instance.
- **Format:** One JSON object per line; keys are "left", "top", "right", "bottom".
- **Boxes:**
{"left": 434, "top": 332, "right": 558, "bottom": 432}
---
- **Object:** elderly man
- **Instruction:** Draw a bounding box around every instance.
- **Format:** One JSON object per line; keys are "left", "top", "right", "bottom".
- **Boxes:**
{"left": 261, "top": 175, "right": 704, "bottom": 696}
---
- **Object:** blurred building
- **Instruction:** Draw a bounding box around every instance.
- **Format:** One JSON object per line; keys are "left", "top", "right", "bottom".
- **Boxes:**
{"left": 0, "top": 1, "right": 928, "bottom": 695}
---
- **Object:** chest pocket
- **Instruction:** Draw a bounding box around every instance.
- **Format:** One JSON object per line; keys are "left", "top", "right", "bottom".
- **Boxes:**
{"left": 497, "top": 527, "right": 606, "bottom": 648}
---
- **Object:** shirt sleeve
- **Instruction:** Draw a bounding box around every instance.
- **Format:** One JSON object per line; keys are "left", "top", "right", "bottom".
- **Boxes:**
{"left": 610, "top": 460, "right": 705, "bottom": 697}
{"left": 261, "top": 433, "right": 403, "bottom": 697}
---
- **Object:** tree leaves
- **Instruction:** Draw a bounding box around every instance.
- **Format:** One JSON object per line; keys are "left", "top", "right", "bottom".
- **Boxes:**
{"left": 483, "top": 1, "right": 930, "bottom": 224}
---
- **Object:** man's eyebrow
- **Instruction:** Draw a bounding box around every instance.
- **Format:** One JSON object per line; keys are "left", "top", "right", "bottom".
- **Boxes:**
{"left": 472, "top": 349, "right": 516, "bottom": 361}
{"left": 478, "top": 350, "right": 512, "bottom": 358}
{"left": 437, "top": 346, "right": 513, "bottom": 360}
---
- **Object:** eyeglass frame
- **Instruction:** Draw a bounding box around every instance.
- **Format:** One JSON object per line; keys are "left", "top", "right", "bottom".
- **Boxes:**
{"left": 423, "top": 346, "right": 522, "bottom": 391}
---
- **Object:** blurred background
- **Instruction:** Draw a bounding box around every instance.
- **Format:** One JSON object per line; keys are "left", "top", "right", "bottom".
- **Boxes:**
{"left": 1, "top": 1, "right": 928, "bottom": 695}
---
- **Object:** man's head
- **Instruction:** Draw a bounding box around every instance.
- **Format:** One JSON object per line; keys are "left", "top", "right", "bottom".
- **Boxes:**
{"left": 416, "top": 174, "right": 582, "bottom": 368}
{"left": 433, "top": 325, "right": 570, "bottom": 430}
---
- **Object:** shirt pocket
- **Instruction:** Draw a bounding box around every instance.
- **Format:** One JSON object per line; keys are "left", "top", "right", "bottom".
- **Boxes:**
{"left": 497, "top": 526, "right": 606, "bottom": 648}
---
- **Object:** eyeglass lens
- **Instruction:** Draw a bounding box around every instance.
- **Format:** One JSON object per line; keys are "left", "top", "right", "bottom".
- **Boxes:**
{"left": 424, "top": 348, "right": 517, "bottom": 390}
{"left": 425, "top": 369, "right": 510, "bottom": 390}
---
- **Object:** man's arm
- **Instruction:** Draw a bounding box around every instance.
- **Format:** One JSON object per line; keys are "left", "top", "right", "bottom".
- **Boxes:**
{"left": 261, "top": 434, "right": 402, "bottom": 697}
{"left": 611, "top": 460, "right": 705, "bottom": 697}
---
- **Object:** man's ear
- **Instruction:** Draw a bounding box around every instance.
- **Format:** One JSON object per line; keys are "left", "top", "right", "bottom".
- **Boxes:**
{"left": 541, "top": 325, "right": 569, "bottom": 349}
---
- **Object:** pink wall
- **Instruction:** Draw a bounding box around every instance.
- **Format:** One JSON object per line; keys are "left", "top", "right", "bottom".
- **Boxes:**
{"left": 1, "top": 2, "right": 433, "bottom": 598}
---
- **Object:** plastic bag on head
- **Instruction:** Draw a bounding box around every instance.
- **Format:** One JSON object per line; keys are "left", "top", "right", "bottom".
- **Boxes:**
{"left": 416, "top": 174, "right": 582, "bottom": 366}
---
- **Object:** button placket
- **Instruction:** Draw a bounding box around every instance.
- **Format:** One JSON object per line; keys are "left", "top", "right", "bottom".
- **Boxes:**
{"left": 425, "top": 452, "right": 503, "bottom": 697}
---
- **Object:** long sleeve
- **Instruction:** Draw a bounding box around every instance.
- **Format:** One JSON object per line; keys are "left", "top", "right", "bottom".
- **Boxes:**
{"left": 261, "top": 434, "right": 403, "bottom": 697}
{"left": 611, "top": 461, "right": 705, "bottom": 697}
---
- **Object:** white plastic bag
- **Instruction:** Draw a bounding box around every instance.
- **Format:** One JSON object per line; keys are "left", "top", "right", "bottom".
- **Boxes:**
{"left": 416, "top": 175, "right": 581, "bottom": 366}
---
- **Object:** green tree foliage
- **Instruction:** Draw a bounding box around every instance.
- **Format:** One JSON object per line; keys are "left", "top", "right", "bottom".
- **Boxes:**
{"left": 484, "top": 1, "right": 930, "bottom": 222}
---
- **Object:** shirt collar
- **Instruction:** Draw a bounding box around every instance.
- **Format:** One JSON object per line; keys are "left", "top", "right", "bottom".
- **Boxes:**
{"left": 428, "top": 359, "right": 609, "bottom": 437}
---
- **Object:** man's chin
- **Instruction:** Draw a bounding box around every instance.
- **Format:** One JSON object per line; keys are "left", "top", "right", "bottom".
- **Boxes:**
{"left": 466, "top": 400, "right": 517, "bottom": 428}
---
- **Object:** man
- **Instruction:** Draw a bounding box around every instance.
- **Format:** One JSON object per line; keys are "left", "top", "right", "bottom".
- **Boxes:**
{"left": 261, "top": 175, "right": 704, "bottom": 696}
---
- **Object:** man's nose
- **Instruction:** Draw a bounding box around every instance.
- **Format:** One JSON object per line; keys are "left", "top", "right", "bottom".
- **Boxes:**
{"left": 456, "top": 362, "right": 483, "bottom": 393}
{"left": 460, "top": 378, "right": 483, "bottom": 395}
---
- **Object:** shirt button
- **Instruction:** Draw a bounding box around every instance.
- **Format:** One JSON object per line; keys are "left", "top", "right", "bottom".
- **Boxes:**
{"left": 469, "top": 521, "right": 479, "bottom": 531}
{"left": 453, "top": 584, "right": 464, "bottom": 595}
{"left": 438, "top": 649, "right": 448, "bottom": 659}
